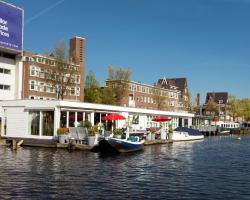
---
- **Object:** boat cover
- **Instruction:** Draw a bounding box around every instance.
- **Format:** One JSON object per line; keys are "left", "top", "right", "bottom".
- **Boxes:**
{"left": 174, "top": 127, "right": 202, "bottom": 136}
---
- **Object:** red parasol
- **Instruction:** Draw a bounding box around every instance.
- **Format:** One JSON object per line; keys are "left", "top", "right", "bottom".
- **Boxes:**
{"left": 152, "top": 116, "right": 172, "bottom": 122}
{"left": 102, "top": 114, "right": 126, "bottom": 121}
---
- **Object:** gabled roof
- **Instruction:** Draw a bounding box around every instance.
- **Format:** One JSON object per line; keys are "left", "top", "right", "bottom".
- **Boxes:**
{"left": 205, "top": 92, "right": 228, "bottom": 104}
{"left": 158, "top": 77, "right": 187, "bottom": 92}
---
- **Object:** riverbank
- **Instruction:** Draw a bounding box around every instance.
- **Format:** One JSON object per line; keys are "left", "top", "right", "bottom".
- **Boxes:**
{"left": 0, "top": 137, "right": 172, "bottom": 151}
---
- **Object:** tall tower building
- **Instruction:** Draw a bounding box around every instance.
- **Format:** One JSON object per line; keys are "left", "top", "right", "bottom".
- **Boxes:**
{"left": 70, "top": 37, "right": 85, "bottom": 102}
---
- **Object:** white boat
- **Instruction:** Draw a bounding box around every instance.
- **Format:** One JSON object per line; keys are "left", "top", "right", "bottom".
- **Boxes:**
{"left": 168, "top": 127, "right": 204, "bottom": 141}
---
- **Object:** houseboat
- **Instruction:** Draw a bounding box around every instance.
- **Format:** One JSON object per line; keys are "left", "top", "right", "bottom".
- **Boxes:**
{"left": 0, "top": 100, "right": 194, "bottom": 146}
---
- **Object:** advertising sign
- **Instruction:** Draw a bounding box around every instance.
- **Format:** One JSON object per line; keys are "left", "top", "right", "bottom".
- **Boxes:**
{"left": 0, "top": 1, "right": 23, "bottom": 52}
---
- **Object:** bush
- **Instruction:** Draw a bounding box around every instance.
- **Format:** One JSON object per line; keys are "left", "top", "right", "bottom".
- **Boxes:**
{"left": 113, "top": 128, "right": 123, "bottom": 135}
{"left": 88, "top": 125, "right": 98, "bottom": 136}
{"left": 57, "top": 128, "right": 69, "bottom": 135}
{"left": 78, "top": 120, "right": 92, "bottom": 128}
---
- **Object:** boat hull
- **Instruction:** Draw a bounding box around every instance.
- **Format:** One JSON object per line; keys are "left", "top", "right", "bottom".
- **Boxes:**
{"left": 93, "top": 137, "right": 144, "bottom": 153}
{"left": 169, "top": 127, "right": 204, "bottom": 142}
{"left": 107, "top": 138, "right": 144, "bottom": 153}
{"left": 168, "top": 131, "right": 204, "bottom": 141}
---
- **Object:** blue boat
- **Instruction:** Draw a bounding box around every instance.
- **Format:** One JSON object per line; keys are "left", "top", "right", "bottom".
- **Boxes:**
{"left": 92, "top": 135, "right": 145, "bottom": 153}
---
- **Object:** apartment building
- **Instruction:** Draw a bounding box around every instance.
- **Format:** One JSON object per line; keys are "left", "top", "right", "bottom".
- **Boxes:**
{"left": 22, "top": 37, "right": 85, "bottom": 102}
{"left": 203, "top": 92, "right": 228, "bottom": 121}
{"left": 105, "top": 79, "right": 182, "bottom": 111}
{"left": 158, "top": 77, "right": 190, "bottom": 110}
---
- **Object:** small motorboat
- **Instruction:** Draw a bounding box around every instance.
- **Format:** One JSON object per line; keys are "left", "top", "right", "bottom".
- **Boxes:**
{"left": 168, "top": 127, "right": 204, "bottom": 142}
{"left": 92, "top": 135, "right": 145, "bottom": 153}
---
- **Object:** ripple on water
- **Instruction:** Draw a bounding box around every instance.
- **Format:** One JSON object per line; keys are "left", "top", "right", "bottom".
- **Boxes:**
{"left": 1, "top": 136, "right": 250, "bottom": 199}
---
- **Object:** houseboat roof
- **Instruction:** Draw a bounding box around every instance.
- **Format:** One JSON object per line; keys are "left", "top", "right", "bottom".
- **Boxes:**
{"left": 1, "top": 100, "right": 194, "bottom": 118}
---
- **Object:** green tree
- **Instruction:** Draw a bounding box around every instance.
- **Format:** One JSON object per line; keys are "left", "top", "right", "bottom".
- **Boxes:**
{"left": 205, "top": 96, "right": 218, "bottom": 116}
{"left": 106, "top": 65, "right": 131, "bottom": 105}
{"left": 84, "top": 71, "right": 102, "bottom": 103}
{"left": 152, "top": 84, "right": 168, "bottom": 110}
{"left": 227, "top": 95, "right": 241, "bottom": 121}
{"left": 101, "top": 87, "right": 117, "bottom": 105}
{"left": 182, "top": 91, "right": 192, "bottom": 111}
{"left": 240, "top": 98, "right": 250, "bottom": 121}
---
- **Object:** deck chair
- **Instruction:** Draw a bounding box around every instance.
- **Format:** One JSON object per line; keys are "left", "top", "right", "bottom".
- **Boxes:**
{"left": 69, "top": 127, "right": 79, "bottom": 144}
{"left": 77, "top": 127, "right": 88, "bottom": 144}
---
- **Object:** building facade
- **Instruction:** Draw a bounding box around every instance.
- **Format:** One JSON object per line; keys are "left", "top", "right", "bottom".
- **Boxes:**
{"left": 21, "top": 37, "right": 85, "bottom": 102}
{"left": 0, "top": 51, "right": 22, "bottom": 100}
{"left": 105, "top": 79, "right": 183, "bottom": 111}
{"left": 203, "top": 92, "right": 228, "bottom": 121}
{"left": 158, "top": 77, "right": 190, "bottom": 111}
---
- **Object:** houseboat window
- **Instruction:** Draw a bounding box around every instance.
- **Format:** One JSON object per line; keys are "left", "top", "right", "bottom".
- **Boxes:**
{"left": 28, "top": 111, "right": 40, "bottom": 136}
{"left": 60, "top": 111, "right": 67, "bottom": 128}
{"left": 77, "top": 112, "right": 83, "bottom": 125}
{"left": 184, "top": 119, "right": 188, "bottom": 127}
{"left": 69, "top": 112, "right": 75, "bottom": 127}
{"left": 42, "top": 111, "right": 54, "bottom": 136}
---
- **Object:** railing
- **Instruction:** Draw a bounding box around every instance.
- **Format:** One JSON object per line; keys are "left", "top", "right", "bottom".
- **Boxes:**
{"left": 192, "top": 125, "right": 217, "bottom": 132}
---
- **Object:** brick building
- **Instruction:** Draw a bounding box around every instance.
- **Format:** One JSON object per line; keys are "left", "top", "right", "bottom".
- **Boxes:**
{"left": 203, "top": 92, "right": 228, "bottom": 121}
{"left": 21, "top": 36, "right": 85, "bottom": 101}
{"left": 158, "top": 77, "right": 190, "bottom": 110}
{"left": 105, "top": 79, "right": 183, "bottom": 111}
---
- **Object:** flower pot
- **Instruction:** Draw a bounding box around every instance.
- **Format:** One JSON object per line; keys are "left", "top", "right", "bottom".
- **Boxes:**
{"left": 115, "top": 135, "right": 121, "bottom": 139}
{"left": 161, "top": 132, "right": 167, "bottom": 140}
{"left": 151, "top": 133, "right": 155, "bottom": 140}
{"left": 146, "top": 133, "right": 152, "bottom": 141}
{"left": 88, "top": 136, "right": 96, "bottom": 146}
{"left": 58, "top": 135, "right": 69, "bottom": 144}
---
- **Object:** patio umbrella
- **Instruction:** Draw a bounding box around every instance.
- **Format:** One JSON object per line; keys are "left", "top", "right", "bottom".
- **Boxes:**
{"left": 102, "top": 113, "right": 126, "bottom": 121}
{"left": 152, "top": 116, "right": 171, "bottom": 122}
{"left": 101, "top": 114, "right": 126, "bottom": 134}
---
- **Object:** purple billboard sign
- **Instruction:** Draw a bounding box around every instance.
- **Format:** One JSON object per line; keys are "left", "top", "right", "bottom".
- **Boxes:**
{"left": 0, "top": 1, "right": 23, "bottom": 52}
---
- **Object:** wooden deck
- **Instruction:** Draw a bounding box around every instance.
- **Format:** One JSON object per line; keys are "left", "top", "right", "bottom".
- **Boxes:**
{"left": 57, "top": 143, "right": 92, "bottom": 151}
{"left": 145, "top": 139, "right": 173, "bottom": 145}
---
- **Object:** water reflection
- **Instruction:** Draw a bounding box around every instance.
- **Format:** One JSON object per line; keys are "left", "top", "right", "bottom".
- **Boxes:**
{"left": 1, "top": 136, "right": 250, "bottom": 199}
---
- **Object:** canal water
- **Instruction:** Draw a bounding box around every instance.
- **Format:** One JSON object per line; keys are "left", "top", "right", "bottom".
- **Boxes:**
{"left": 1, "top": 135, "right": 250, "bottom": 200}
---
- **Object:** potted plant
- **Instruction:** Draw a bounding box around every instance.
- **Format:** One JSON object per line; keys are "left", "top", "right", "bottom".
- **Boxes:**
{"left": 113, "top": 128, "right": 123, "bottom": 139}
{"left": 167, "top": 124, "right": 173, "bottom": 140}
{"left": 87, "top": 125, "right": 98, "bottom": 146}
{"left": 57, "top": 128, "right": 69, "bottom": 144}
{"left": 147, "top": 127, "right": 157, "bottom": 140}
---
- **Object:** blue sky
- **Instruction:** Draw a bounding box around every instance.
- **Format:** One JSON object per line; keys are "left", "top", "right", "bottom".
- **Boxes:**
{"left": 8, "top": 0, "right": 250, "bottom": 103}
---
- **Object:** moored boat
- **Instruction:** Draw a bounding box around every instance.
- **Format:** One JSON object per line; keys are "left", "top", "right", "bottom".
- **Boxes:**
{"left": 168, "top": 127, "right": 204, "bottom": 142}
{"left": 92, "top": 135, "right": 145, "bottom": 153}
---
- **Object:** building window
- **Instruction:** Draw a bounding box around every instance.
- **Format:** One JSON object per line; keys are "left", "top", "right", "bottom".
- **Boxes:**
{"left": 39, "top": 82, "right": 45, "bottom": 92}
{"left": 30, "top": 66, "right": 37, "bottom": 76}
{"left": 0, "top": 68, "right": 11, "bottom": 74}
{"left": 0, "top": 84, "right": 11, "bottom": 90}
{"left": 142, "top": 87, "right": 145, "bottom": 93}
{"left": 76, "top": 87, "right": 80, "bottom": 96}
{"left": 30, "top": 80, "right": 36, "bottom": 90}
{"left": 28, "top": 111, "right": 40, "bottom": 136}
{"left": 218, "top": 100, "right": 223, "bottom": 104}
{"left": 39, "top": 69, "right": 45, "bottom": 78}
{"left": 76, "top": 75, "right": 80, "bottom": 84}
{"left": 42, "top": 111, "right": 54, "bottom": 136}
{"left": 70, "top": 87, "right": 75, "bottom": 95}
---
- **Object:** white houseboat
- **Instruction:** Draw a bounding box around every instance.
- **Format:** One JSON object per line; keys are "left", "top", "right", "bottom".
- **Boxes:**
{"left": 0, "top": 100, "right": 194, "bottom": 142}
